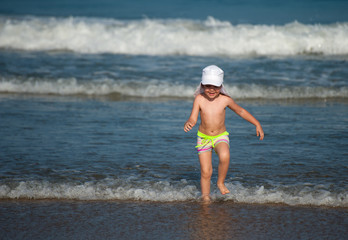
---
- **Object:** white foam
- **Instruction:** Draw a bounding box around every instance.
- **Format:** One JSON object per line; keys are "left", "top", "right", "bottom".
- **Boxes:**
{"left": 0, "top": 180, "right": 347, "bottom": 207}
{"left": 1, "top": 16, "right": 348, "bottom": 56}
{"left": 223, "top": 183, "right": 348, "bottom": 207}
{"left": 0, "top": 77, "right": 347, "bottom": 99}
{"left": 0, "top": 180, "right": 200, "bottom": 202}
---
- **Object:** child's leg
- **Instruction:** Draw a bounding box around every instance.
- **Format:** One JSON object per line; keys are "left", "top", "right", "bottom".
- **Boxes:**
{"left": 215, "top": 143, "right": 230, "bottom": 194}
{"left": 198, "top": 151, "right": 213, "bottom": 200}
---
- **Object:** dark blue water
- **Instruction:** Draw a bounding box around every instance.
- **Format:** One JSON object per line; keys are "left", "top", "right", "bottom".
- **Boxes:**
{"left": 1, "top": 0, "right": 348, "bottom": 24}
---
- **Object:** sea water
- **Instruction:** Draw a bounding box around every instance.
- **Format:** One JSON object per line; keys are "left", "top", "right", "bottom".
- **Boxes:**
{"left": 0, "top": 0, "right": 347, "bottom": 208}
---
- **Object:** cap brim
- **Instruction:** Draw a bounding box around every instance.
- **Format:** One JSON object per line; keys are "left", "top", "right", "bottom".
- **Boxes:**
{"left": 201, "top": 80, "right": 222, "bottom": 87}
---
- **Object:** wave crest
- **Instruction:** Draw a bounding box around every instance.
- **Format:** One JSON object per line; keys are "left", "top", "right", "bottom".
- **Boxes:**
{"left": 1, "top": 16, "right": 348, "bottom": 56}
{"left": 1, "top": 77, "right": 347, "bottom": 100}
{"left": 0, "top": 180, "right": 346, "bottom": 207}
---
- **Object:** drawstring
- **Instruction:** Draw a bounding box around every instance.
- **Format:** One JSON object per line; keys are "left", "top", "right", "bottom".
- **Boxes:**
{"left": 196, "top": 136, "right": 217, "bottom": 148}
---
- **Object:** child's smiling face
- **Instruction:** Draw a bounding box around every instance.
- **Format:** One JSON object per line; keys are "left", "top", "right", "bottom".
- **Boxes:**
{"left": 203, "top": 84, "right": 222, "bottom": 99}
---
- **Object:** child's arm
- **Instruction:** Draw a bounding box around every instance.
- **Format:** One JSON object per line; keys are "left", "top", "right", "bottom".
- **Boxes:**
{"left": 227, "top": 98, "right": 264, "bottom": 140}
{"left": 184, "top": 96, "right": 200, "bottom": 132}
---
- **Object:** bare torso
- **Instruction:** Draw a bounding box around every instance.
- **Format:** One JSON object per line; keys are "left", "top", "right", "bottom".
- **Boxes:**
{"left": 184, "top": 89, "right": 264, "bottom": 139}
{"left": 198, "top": 94, "right": 228, "bottom": 136}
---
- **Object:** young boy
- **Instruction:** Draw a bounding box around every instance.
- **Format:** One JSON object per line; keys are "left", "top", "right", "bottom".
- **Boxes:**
{"left": 184, "top": 65, "right": 264, "bottom": 201}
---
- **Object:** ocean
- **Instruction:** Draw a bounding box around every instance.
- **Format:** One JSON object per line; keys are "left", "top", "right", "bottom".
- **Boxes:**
{"left": 0, "top": 0, "right": 347, "bottom": 239}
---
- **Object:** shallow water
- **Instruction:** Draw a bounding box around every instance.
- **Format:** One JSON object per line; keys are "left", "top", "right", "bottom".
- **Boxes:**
{"left": 0, "top": 94, "right": 347, "bottom": 206}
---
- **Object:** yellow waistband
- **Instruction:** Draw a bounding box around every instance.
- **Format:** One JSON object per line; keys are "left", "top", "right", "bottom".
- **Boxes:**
{"left": 197, "top": 131, "right": 229, "bottom": 139}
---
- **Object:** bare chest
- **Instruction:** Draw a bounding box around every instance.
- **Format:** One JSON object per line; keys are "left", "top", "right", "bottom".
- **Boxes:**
{"left": 200, "top": 102, "right": 226, "bottom": 118}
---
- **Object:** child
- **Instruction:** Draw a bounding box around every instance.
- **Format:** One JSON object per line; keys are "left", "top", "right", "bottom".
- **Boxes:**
{"left": 184, "top": 65, "right": 264, "bottom": 202}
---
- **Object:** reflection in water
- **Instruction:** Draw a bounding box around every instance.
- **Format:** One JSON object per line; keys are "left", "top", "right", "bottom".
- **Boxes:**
{"left": 187, "top": 202, "right": 348, "bottom": 240}
{"left": 189, "top": 202, "right": 238, "bottom": 240}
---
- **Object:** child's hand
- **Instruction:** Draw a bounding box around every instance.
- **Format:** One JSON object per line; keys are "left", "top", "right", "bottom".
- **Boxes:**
{"left": 256, "top": 125, "right": 264, "bottom": 140}
{"left": 184, "top": 121, "right": 195, "bottom": 132}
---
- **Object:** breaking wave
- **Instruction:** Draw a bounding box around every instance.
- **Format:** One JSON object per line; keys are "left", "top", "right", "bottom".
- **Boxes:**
{"left": 0, "top": 77, "right": 347, "bottom": 100}
{"left": 0, "top": 180, "right": 346, "bottom": 207}
{"left": 1, "top": 16, "right": 348, "bottom": 57}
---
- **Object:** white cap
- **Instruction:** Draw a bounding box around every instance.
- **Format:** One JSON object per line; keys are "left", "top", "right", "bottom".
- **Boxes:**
{"left": 194, "top": 65, "right": 230, "bottom": 97}
{"left": 201, "top": 65, "right": 224, "bottom": 86}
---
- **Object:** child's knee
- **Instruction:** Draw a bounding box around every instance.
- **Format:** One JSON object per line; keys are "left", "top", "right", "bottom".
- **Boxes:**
{"left": 201, "top": 167, "right": 213, "bottom": 179}
{"left": 218, "top": 151, "right": 230, "bottom": 162}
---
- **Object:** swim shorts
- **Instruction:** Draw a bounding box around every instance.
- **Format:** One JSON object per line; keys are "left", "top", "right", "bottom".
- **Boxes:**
{"left": 196, "top": 131, "right": 229, "bottom": 154}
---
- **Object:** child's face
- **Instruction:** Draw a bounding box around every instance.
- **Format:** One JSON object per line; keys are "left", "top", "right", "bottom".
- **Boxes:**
{"left": 203, "top": 84, "right": 221, "bottom": 99}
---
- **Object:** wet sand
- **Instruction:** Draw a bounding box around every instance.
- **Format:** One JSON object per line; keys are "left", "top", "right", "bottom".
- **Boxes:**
{"left": 1, "top": 200, "right": 347, "bottom": 240}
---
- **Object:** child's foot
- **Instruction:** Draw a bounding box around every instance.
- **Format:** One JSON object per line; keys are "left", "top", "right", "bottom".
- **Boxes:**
{"left": 201, "top": 194, "right": 211, "bottom": 202}
{"left": 217, "top": 183, "right": 230, "bottom": 195}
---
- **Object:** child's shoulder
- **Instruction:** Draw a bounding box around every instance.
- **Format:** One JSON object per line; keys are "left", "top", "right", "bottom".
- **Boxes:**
{"left": 220, "top": 93, "right": 234, "bottom": 101}
{"left": 219, "top": 94, "right": 236, "bottom": 107}
{"left": 194, "top": 93, "right": 205, "bottom": 101}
